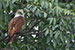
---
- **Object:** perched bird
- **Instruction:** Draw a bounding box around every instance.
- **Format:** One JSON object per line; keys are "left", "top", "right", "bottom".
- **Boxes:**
{"left": 8, "top": 9, "right": 24, "bottom": 44}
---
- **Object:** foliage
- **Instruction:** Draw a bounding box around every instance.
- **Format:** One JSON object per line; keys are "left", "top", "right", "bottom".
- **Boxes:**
{"left": 0, "top": 0, "right": 75, "bottom": 50}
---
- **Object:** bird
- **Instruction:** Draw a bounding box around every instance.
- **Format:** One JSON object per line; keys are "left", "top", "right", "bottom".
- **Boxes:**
{"left": 8, "top": 9, "right": 25, "bottom": 44}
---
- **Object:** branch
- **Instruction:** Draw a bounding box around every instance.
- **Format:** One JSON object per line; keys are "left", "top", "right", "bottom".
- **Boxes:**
{"left": 16, "top": 30, "right": 43, "bottom": 36}
{"left": 0, "top": 36, "right": 8, "bottom": 42}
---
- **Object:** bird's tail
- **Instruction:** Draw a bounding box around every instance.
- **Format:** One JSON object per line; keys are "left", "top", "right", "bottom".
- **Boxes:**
{"left": 6, "top": 33, "right": 16, "bottom": 44}
{"left": 7, "top": 35, "right": 15, "bottom": 44}
{"left": 0, "top": 35, "right": 10, "bottom": 43}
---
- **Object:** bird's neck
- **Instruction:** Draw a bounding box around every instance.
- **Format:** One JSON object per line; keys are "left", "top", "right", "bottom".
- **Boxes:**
{"left": 14, "top": 14, "right": 24, "bottom": 18}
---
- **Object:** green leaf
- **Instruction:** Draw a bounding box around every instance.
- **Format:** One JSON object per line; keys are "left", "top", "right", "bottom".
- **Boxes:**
{"left": 49, "top": 18, "right": 53, "bottom": 24}
{"left": 44, "top": 12, "right": 47, "bottom": 18}
{"left": 30, "top": 45, "right": 36, "bottom": 50}
{"left": 21, "top": 45, "right": 26, "bottom": 50}
{"left": 47, "top": 36, "right": 51, "bottom": 43}
{"left": 50, "top": 30, "right": 53, "bottom": 38}
{"left": 52, "top": 25, "right": 59, "bottom": 31}
{"left": 26, "top": 4, "right": 32, "bottom": 9}
{"left": 45, "top": 1, "right": 48, "bottom": 8}
{"left": 49, "top": 3, "right": 52, "bottom": 9}
{"left": 0, "top": 2, "right": 2, "bottom": 10}
{"left": 10, "top": 0, "right": 13, "bottom": 10}
{"left": 56, "top": 6, "right": 59, "bottom": 17}
{"left": 32, "top": 6, "right": 37, "bottom": 12}
{"left": 12, "top": 0, "right": 16, "bottom": 3}
{"left": 60, "top": 33, "right": 64, "bottom": 43}
{"left": 66, "top": 48, "right": 69, "bottom": 50}
{"left": 2, "top": 2, "right": 7, "bottom": 9}
{"left": 27, "top": 45, "right": 30, "bottom": 50}
{"left": 51, "top": 0, "right": 54, "bottom": 2}
{"left": 53, "top": 18, "right": 56, "bottom": 25}
{"left": 55, "top": 0, "right": 58, "bottom": 6}
{"left": 54, "top": 33, "right": 58, "bottom": 39}
{"left": 22, "top": 23, "right": 26, "bottom": 30}
{"left": 34, "top": 0, "right": 38, "bottom": 3}
{"left": 35, "top": 9, "right": 41, "bottom": 17}
{"left": 40, "top": 0, "right": 44, "bottom": 7}
{"left": 53, "top": 39, "right": 56, "bottom": 48}
{"left": 45, "top": 29, "right": 49, "bottom": 36}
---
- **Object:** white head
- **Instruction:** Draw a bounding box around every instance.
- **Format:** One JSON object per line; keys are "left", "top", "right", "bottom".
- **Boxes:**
{"left": 14, "top": 9, "right": 25, "bottom": 18}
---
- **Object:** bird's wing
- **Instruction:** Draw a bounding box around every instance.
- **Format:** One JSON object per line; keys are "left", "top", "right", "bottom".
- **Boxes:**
{"left": 8, "top": 17, "right": 24, "bottom": 36}
{"left": 8, "top": 18, "right": 16, "bottom": 36}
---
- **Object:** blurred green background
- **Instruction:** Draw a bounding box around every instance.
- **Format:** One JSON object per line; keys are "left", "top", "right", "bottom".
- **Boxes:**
{"left": 0, "top": 0, "right": 75, "bottom": 50}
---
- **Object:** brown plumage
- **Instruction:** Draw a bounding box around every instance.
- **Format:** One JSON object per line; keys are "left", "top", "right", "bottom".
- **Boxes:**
{"left": 8, "top": 9, "right": 24, "bottom": 44}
